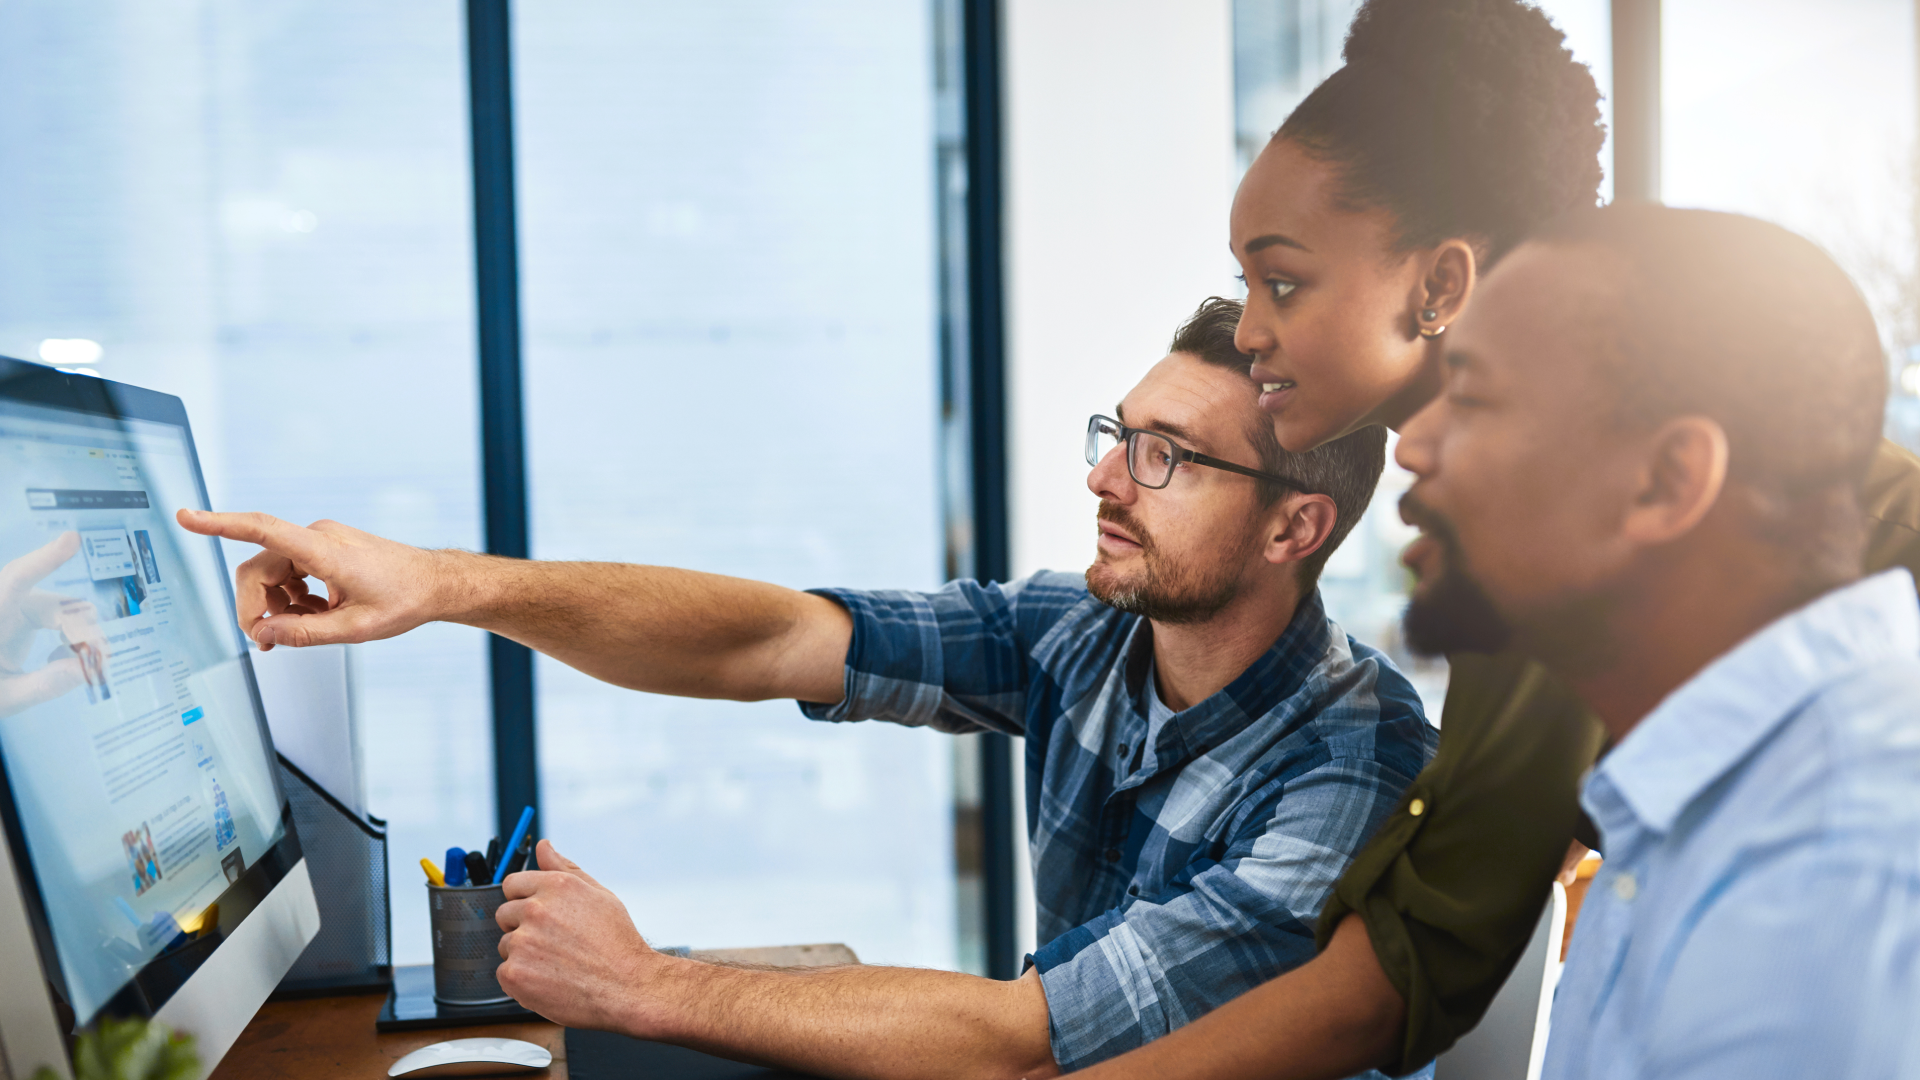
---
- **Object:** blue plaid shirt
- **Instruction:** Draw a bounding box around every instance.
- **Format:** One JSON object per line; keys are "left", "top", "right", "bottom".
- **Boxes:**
{"left": 802, "top": 571, "right": 1436, "bottom": 1071}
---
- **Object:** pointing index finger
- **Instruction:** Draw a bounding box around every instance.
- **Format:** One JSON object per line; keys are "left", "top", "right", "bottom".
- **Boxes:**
{"left": 176, "top": 510, "right": 336, "bottom": 572}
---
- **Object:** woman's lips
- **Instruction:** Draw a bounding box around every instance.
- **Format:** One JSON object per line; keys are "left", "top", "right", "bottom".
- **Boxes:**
{"left": 1255, "top": 378, "right": 1296, "bottom": 413}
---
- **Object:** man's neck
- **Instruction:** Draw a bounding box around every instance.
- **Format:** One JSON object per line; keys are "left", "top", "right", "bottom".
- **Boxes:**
{"left": 1149, "top": 580, "right": 1304, "bottom": 712}
{"left": 1556, "top": 546, "right": 1850, "bottom": 745}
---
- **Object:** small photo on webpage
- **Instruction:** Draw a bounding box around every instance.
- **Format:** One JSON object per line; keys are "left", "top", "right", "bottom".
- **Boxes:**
{"left": 123, "top": 823, "right": 161, "bottom": 895}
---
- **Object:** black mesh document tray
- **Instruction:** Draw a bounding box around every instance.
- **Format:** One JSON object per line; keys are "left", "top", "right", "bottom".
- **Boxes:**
{"left": 273, "top": 753, "right": 392, "bottom": 997}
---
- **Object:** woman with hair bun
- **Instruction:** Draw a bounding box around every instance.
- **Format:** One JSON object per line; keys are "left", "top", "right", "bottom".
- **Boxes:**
{"left": 1083, "top": 2, "right": 1609, "bottom": 1078}
{"left": 1236, "top": 0, "right": 1606, "bottom": 452}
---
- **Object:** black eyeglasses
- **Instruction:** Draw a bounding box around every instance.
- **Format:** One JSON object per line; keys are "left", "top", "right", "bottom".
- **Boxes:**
{"left": 1085, "top": 414, "right": 1313, "bottom": 492}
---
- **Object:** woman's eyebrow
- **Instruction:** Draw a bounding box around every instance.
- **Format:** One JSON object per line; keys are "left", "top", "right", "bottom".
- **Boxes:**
{"left": 1243, "top": 233, "right": 1312, "bottom": 255}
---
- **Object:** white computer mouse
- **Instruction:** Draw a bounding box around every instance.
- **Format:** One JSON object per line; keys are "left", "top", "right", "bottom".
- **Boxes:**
{"left": 388, "top": 1036, "right": 553, "bottom": 1077}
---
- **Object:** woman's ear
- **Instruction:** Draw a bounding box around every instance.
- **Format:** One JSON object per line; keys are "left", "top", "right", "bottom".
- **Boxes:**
{"left": 1266, "top": 493, "right": 1339, "bottom": 569}
{"left": 1411, "top": 239, "right": 1478, "bottom": 336}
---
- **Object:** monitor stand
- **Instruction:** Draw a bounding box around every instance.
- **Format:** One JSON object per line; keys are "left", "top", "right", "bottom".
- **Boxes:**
{"left": 154, "top": 856, "right": 321, "bottom": 1077}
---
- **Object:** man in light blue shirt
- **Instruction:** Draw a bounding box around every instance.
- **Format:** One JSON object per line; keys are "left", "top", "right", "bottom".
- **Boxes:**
{"left": 1391, "top": 204, "right": 1920, "bottom": 1079}
{"left": 1551, "top": 569, "right": 1920, "bottom": 1077}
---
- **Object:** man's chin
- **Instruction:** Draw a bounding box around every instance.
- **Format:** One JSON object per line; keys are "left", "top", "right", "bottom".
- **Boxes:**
{"left": 1084, "top": 562, "right": 1135, "bottom": 607}
{"left": 1402, "top": 570, "right": 1513, "bottom": 658}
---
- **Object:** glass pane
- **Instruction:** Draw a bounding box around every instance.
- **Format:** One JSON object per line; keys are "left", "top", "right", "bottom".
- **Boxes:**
{"left": 1663, "top": 0, "right": 1919, "bottom": 447}
{"left": 0, "top": 0, "right": 490, "bottom": 965}
{"left": 516, "top": 3, "right": 954, "bottom": 967}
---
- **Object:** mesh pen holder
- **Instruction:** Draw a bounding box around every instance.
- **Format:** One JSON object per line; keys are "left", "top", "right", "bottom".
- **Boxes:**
{"left": 429, "top": 882, "right": 513, "bottom": 1005}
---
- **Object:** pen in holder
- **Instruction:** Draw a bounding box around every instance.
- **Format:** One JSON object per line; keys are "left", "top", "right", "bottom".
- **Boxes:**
{"left": 428, "top": 882, "right": 512, "bottom": 1005}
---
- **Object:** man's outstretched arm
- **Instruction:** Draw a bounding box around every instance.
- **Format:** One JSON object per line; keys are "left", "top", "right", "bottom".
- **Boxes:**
{"left": 1069, "top": 916, "right": 1401, "bottom": 1080}
{"left": 174, "top": 510, "right": 849, "bottom": 703}
{"left": 497, "top": 841, "right": 1059, "bottom": 1080}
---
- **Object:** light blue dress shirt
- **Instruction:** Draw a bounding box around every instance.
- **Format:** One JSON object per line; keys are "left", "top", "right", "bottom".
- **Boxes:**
{"left": 1544, "top": 569, "right": 1920, "bottom": 1079}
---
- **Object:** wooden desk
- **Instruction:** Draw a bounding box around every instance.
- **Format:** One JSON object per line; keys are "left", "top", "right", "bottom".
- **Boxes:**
{"left": 210, "top": 945, "right": 855, "bottom": 1080}
{"left": 211, "top": 991, "right": 566, "bottom": 1080}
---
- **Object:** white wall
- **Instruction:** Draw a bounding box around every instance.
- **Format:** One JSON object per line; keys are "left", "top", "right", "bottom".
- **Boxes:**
{"left": 1004, "top": 0, "right": 1240, "bottom": 581}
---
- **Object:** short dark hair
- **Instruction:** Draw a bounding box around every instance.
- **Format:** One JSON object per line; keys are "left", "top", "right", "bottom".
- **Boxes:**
{"left": 1277, "top": 0, "right": 1606, "bottom": 267}
{"left": 1169, "top": 297, "right": 1387, "bottom": 586}
{"left": 1533, "top": 206, "right": 1886, "bottom": 579}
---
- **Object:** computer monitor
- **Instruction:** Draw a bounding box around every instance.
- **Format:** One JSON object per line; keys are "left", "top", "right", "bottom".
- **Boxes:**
{"left": 0, "top": 360, "right": 317, "bottom": 1080}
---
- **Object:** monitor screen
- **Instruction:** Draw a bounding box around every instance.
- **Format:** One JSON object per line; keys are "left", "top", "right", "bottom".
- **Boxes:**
{"left": 0, "top": 373, "right": 293, "bottom": 1027}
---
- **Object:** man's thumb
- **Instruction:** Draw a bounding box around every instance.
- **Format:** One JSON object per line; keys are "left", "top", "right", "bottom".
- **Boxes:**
{"left": 535, "top": 839, "right": 602, "bottom": 887}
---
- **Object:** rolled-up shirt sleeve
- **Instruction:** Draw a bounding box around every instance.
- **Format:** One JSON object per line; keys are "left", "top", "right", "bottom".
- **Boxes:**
{"left": 1034, "top": 752, "right": 1420, "bottom": 1071}
{"left": 1317, "top": 652, "right": 1604, "bottom": 1076}
{"left": 799, "top": 574, "right": 1078, "bottom": 736}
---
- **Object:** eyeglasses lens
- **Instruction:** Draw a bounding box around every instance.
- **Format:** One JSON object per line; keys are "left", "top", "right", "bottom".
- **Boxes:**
{"left": 1085, "top": 416, "right": 1174, "bottom": 488}
{"left": 1087, "top": 418, "right": 1122, "bottom": 468}
{"left": 1128, "top": 432, "right": 1175, "bottom": 488}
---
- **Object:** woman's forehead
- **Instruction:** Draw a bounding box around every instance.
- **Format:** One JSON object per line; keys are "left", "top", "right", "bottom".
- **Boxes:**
{"left": 1230, "top": 139, "right": 1398, "bottom": 258}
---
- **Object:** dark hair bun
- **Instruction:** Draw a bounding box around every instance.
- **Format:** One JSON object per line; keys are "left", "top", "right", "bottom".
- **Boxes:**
{"left": 1277, "top": 0, "right": 1605, "bottom": 263}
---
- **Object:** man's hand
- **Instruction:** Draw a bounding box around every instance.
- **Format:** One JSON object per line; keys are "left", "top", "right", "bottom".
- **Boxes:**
{"left": 492, "top": 840, "right": 1055, "bottom": 1080}
{"left": 494, "top": 840, "right": 665, "bottom": 1035}
{"left": 180, "top": 508, "right": 851, "bottom": 701}
{"left": 174, "top": 511, "right": 448, "bottom": 650}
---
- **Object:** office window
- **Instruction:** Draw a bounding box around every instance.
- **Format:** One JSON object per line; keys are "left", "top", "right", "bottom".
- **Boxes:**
{"left": 0, "top": 0, "right": 490, "bottom": 965}
{"left": 1663, "top": 0, "right": 1920, "bottom": 445}
{"left": 515, "top": 3, "right": 955, "bottom": 967}
{"left": 1232, "top": 0, "right": 1610, "bottom": 712}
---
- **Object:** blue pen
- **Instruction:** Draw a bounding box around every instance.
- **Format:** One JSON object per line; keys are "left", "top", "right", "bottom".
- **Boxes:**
{"left": 444, "top": 847, "right": 469, "bottom": 887}
{"left": 494, "top": 806, "right": 535, "bottom": 884}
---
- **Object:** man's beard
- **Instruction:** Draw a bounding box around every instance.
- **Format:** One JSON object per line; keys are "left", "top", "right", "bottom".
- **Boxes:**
{"left": 1399, "top": 492, "right": 1513, "bottom": 657}
{"left": 1085, "top": 502, "right": 1254, "bottom": 625}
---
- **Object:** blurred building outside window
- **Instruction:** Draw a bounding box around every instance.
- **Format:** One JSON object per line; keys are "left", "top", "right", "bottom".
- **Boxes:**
{"left": 513, "top": 1, "right": 958, "bottom": 970}
{"left": 1662, "top": 0, "right": 1920, "bottom": 449}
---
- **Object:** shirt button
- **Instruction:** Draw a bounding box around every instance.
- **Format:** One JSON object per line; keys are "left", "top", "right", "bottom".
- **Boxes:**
{"left": 1408, "top": 798, "right": 1426, "bottom": 817}
{"left": 1613, "top": 871, "right": 1638, "bottom": 902}
{"left": 1117, "top": 743, "right": 1129, "bottom": 758}
{"left": 1105, "top": 848, "right": 1121, "bottom": 864}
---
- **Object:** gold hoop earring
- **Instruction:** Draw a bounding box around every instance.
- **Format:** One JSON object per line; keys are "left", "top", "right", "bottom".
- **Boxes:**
{"left": 1418, "top": 308, "right": 1446, "bottom": 339}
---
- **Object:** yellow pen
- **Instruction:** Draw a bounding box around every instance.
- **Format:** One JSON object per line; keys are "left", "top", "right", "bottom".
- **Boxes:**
{"left": 419, "top": 857, "right": 446, "bottom": 887}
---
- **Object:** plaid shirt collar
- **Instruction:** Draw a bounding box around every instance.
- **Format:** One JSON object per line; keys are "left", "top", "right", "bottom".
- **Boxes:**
{"left": 1113, "top": 587, "right": 1334, "bottom": 788}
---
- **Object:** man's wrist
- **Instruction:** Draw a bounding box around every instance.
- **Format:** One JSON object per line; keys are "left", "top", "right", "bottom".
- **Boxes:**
{"left": 423, "top": 548, "right": 507, "bottom": 629}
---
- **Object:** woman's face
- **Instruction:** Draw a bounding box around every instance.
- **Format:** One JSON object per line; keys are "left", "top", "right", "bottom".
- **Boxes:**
{"left": 1230, "top": 138, "right": 1453, "bottom": 453}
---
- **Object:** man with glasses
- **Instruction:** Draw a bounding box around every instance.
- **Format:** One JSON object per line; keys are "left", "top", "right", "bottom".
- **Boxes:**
{"left": 178, "top": 297, "right": 1434, "bottom": 1079}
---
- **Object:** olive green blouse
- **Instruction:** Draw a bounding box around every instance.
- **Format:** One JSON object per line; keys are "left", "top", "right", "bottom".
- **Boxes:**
{"left": 1317, "top": 439, "right": 1920, "bottom": 1075}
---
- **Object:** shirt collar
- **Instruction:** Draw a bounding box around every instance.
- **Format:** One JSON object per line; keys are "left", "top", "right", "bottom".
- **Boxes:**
{"left": 1125, "top": 588, "right": 1333, "bottom": 773}
{"left": 1593, "top": 568, "right": 1919, "bottom": 836}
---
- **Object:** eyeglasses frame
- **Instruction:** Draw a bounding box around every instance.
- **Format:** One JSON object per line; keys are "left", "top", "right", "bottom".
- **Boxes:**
{"left": 1085, "top": 414, "right": 1316, "bottom": 493}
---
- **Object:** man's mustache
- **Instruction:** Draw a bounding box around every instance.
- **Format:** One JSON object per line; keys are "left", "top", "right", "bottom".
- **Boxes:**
{"left": 1398, "top": 489, "right": 1457, "bottom": 546}
{"left": 1097, "top": 501, "right": 1156, "bottom": 554}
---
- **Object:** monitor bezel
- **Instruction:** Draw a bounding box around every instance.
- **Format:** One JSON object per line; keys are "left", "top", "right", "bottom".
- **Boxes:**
{"left": 0, "top": 357, "right": 302, "bottom": 1030}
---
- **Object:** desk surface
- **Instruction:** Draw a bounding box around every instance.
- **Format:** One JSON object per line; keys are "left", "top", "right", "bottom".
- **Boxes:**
{"left": 211, "top": 991, "right": 567, "bottom": 1080}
